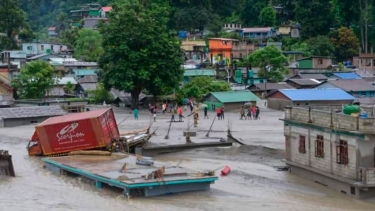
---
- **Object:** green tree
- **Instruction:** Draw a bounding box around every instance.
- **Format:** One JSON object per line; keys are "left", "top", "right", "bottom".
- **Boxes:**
{"left": 63, "top": 81, "right": 75, "bottom": 94}
{"left": 12, "top": 60, "right": 56, "bottom": 99}
{"left": 177, "top": 76, "right": 231, "bottom": 101}
{"left": 291, "top": 42, "right": 312, "bottom": 57}
{"left": 329, "top": 27, "right": 360, "bottom": 61}
{"left": 259, "top": 6, "right": 276, "bottom": 27}
{"left": 0, "top": 0, "right": 27, "bottom": 49}
{"left": 55, "top": 12, "right": 70, "bottom": 38}
{"left": 294, "top": 0, "right": 332, "bottom": 39}
{"left": 74, "top": 28, "right": 103, "bottom": 62}
{"left": 306, "top": 35, "right": 335, "bottom": 57}
{"left": 98, "top": 0, "right": 184, "bottom": 109}
{"left": 246, "top": 45, "right": 288, "bottom": 82}
{"left": 87, "top": 83, "right": 113, "bottom": 104}
{"left": 239, "top": 0, "right": 268, "bottom": 27}
{"left": 63, "top": 27, "right": 79, "bottom": 48}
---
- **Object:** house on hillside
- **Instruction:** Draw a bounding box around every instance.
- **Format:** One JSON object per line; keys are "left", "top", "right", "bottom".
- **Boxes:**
{"left": 202, "top": 90, "right": 260, "bottom": 111}
{"left": 49, "top": 77, "right": 78, "bottom": 97}
{"left": 289, "top": 56, "right": 333, "bottom": 74}
{"left": 2, "top": 51, "right": 27, "bottom": 68}
{"left": 77, "top": 75, "right": 98, "bottom": 97}
{"left": 287, "top": 73, "right": 328, "bottom": 82}
{"left": 285, "top": 78, "right": 321, "bottom": 89}
{"left": 22, "top": 42, "right": 69, "bottom": 55}
{"left": 241, "top": 27, "right": 276, "bottom": 39}
{"left": 248, "top": 83, "right": 295, "bottom": 97}
{"left": 314, "top": 79, "right": 375, "bottom": 99}
{"left": 100, "top": 6, "right": 112, "bottom": 18}
{"left": 266, "top": 88, "right": 355, "bottom": 110}
{"left": 48, "top": 27, "right": 57, "bottom": 37}
{"left": 181, "top": 41, "right": 206, "bottom": 62}
{"left": 27, "top": 53, "right": 65, "bottom": 62}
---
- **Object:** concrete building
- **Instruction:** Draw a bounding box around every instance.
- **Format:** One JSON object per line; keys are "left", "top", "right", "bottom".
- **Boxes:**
{"left": 289, "top": 56, "right": 333, "bottom": 73}
{"left": 266, "top": 88, "right": 355, "bottom": 110}
{"left": 282, "top": 105, "right": 375, "bottom": 198}
{"left": 0, "top": 106, "right": 66, "bottom": 127}
{"left": 202, "top": 90, "right": 260, "bottom": 111}
{"left": 22, "top": 42, "right": 69, "bottom": 55}
{"left": 241, "top": 27, "right": 276, "bottom": 39}
{"left": 48, "top": 27, "right": 57, "bottom": 37}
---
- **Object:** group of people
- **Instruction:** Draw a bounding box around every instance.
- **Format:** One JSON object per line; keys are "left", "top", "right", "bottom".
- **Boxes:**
{"left": 240, "top": 105, "right": 260, "bottom": 120}
{"left": 215, "top": 107, "right": 225, "bottom": 120}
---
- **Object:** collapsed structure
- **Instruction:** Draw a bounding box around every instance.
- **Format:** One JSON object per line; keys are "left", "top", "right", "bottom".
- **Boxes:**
{"left": 282, "top": 105, "right": 375, "bottom": 198}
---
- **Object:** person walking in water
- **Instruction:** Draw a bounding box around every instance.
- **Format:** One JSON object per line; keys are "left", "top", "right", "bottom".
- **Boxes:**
{"left": 133, "top": 108, "right": 138, "bottom": 120}
{"left": 178, "top": 106, "right": 184, "bottom": 121}
{"left": 204, "top": 106, "right": 208, "bottom": 119}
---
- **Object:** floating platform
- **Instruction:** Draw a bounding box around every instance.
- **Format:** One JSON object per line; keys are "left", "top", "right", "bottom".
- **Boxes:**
{"left": 42, "top": 153, "right": 218, "bottom": 197}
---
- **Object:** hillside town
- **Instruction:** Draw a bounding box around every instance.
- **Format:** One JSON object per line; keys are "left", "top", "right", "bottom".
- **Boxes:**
{"left": 2, "top": 0, "right": 375, "bottom": 210}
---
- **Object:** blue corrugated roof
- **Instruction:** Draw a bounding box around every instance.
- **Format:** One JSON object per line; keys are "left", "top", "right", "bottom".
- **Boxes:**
{"left": 279, "top": 88, "right": 355, "bottom": 101}
{"left": 333, "top": 72, "right": 361, "bottom": 79}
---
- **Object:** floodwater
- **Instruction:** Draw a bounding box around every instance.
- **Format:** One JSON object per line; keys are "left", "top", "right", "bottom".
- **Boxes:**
{"left": 1, "top": 107, "right": 375, "bottom": 211}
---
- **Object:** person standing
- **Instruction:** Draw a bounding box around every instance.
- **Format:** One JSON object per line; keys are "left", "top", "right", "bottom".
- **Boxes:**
{"left": 171, "top": 107, "right": 176, "bottom": 122}
{"left": 133, "top": 108, "right": 139, "bottom": 120}
{"left": 216, "top": 107, "right": 222, "bottom": 120}
{"left": 255, "top": 106, "right": 260, "bottom": 120}
{"left": 251, "top": 106, "right": 256, "bottom": 119}
{"left": 162, "top": 103, "right": 166, "bottom": 114}
{"left": 240, "top": 107, "right": 245, "bottom": 120}
{"left": 220, "top": 107, "right": 225, "bottom": 120}
{"left": 247, "top": 107, "right": 252, "bottom": 120}
{"left": 204, "top": 106, "right": 208, "bottom": 119}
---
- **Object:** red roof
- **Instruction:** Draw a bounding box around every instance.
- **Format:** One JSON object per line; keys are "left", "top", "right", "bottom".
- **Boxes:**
{"left": 48, "top": 27, "right": 56, "bottom": 31}
{"left": 102, "top": 6, "right": 112, "bottom": 12}
{"left": 37, "top": 108, "right": 112, "bottom": 126}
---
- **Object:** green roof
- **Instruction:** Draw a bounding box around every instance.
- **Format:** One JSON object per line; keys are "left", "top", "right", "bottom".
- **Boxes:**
{"left": 184, "top": 69, "right": 216, "bottom": 77}
{"left": 208, "top": 90, "right": 260, "bottom": 103}
{"left": 73, "top": 69, "right": 98, "bottom": 76}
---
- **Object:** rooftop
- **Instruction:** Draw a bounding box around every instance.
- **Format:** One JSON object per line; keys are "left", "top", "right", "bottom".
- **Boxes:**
{"left": 208, "top": 38, "right": 239, "bottom": 41}
{"left": 206, "top": 90, "right": 260, "bottom": 103}
{"left": 332, "top": 72, "right": 362, "bottom": 79}
{"left": 287, "top": 78, "right": 321, "bottom": 85}
{"left": 318, "top": 79, "right": 375, "bottom": 92}
{"left": 273, "top": 88, "right": 355, "bottom": 101}
{"left": 248, "top": 83, "right": 294, "bottom": 91}
{"left": 0, "top": 106, "right": 66, "bottom": 119}
{"left": 77, "top": 75, "right": 98, "bottom": 83}
{"left": 48, "top": 27, "right": 56, "bottom": 31}
{"left": 184, "top": 69, "right": 216, "bottom": 77}
{"left": 101, "top": 6, "right": 112, "bottom": 12}
{"left": 56, "top": 77, "right": 78, "bottom": 85}
{"left": 242, "top": 27, "right": 272, "bottom": 33}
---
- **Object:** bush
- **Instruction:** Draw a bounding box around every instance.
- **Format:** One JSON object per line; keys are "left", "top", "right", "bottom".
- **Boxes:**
{"left": 86, "top": 83, "right": 113, "bottom": 104}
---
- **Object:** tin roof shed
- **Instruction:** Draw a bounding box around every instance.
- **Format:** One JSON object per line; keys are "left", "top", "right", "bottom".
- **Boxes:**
{"left": 269, "top": 88, "right": 355, "bottom": 101}
{"left": 203, "top": 90, "right": 260, "bottom": 103}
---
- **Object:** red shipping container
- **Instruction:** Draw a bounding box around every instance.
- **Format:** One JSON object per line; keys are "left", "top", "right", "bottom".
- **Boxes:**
{"left": 27, "top": 108, "right": 120, "bottom": 156}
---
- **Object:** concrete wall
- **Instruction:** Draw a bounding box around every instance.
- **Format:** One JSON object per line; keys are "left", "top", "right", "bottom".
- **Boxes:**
{"left": 3, "top": 116, "right": 51, "bottom": 127}
{"left": 286, "top": 124, "right": 358, "bottom": 180}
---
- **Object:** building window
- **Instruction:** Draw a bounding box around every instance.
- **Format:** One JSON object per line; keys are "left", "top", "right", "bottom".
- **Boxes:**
{"left": 299, "top": 135, "right": 306, "bottom": 153}
{"left": 318, "top": 59, "right": 323, "bottom": 64}
{"left": 27, "top": 46, "right": 33, "bottom": 50}
{"left": 315, "top": 135, "right": 324, "bottom": 158}
{"left": 41, "top": 45, "right": 44, "bottom": 51}
{"left": 336, "top": 140, "right": 349, "bottom": 165}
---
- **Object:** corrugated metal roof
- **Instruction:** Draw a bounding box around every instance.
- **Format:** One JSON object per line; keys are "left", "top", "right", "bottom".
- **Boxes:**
{"left": 73, "top": 69, "right": 98, "bottom": 76}
{"left": 184, "top": 69, "right": 216, "bottom": 77}
{"left": 56, "top": 77, "right": 78, "bottom": 85}
{"left": 296, "top": 73, "right": 328, "bottom": 80}
{"left": 287, "top": 78, "right": 321, "bottom": 85}
{"left": 249, "top": 83, "right": 295, "bottom": 91}
{"left": 80, "top": 83, "right": 97, "bottom": 91}
{"left": 208, "top": 90, "right": 260, "bottom": 103}
{"left": 332, "top": 72, "right": 362, "bottom": 79}
{"left": 278, "top": 88, "right": 355, "bottom": 101}
{"left": 0, "top": 106, "right": 66, "bottom": 119}
{"left": 77, "top": 75, "right": 98, "bottom": 83}
{"left": 38, "top": 108, "right": 110, "bottom": 126}
{"left": 323, "top": 79, "right": 375, "bottom": 91}
{"left": 242, "top": 27, "right": 272, "bottom": 33}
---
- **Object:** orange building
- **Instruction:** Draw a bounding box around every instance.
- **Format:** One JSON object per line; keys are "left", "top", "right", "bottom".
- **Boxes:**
{"left": 208, "top": 38, "right": 237, "bottom": 64}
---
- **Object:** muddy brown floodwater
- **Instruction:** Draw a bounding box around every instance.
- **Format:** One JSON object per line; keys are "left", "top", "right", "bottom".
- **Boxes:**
{"left": 1, "top": 106, "right": 375, "bottom": 211}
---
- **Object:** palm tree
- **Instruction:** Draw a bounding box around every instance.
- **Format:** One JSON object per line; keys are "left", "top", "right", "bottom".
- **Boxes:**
{"left": 56, "top": 12, "right": 70, "bottom": 38}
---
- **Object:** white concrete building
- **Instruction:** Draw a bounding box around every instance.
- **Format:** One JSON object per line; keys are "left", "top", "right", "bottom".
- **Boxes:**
{"left": 282, "top": 106, "right": 375, "bottom": 199}
{"left": 22, "top": 42, "right": 68, "bottom": 55}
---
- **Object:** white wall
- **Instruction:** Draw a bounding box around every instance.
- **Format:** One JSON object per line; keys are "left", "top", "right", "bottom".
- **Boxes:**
{"left": 22, "top": 43, "right": 68, "bottom": 54}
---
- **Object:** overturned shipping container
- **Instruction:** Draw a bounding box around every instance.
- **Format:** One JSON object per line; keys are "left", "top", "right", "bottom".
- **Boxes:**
{"left": 27, "top": 108, "right": 119, "bottom": 156}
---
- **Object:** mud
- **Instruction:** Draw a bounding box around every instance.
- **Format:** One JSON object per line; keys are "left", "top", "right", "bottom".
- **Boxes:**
{"left": 1, "top": 104, "right": 375, "bottom": 211}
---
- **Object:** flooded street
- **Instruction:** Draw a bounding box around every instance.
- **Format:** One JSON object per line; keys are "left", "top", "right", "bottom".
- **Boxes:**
{"left": 1, "top": 106, "right": 375, "bottom": 211}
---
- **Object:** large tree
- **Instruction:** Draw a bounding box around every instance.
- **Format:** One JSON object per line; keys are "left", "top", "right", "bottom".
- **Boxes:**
{"left": 74, "top": 28, "right": 103, "bottom": 62}
{"left": 329, "top": 27, "right": 360, "bottom": 61}
{"left": 306, "top": 35, "right": 335, "bottom": 57}
{"left": 246, "top": 45, "right": 288, "bottom": 82}
{"left": 293, "top": 0, "right": 332, "bottom": 39}
{"left": 12, "top": 60, "right": 56, "bottom": 99}
{"left": 259, "top": 6, "right": 276, "bottom": 27}
{"left": 98, "top": 0, "right": 184, "bottom": 109}
{"left": 0, "top": 0, "right": 27, "bottom": 49}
